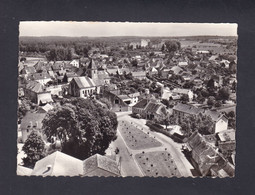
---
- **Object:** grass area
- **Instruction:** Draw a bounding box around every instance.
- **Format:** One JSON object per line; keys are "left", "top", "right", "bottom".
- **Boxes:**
{"left": 135, "top": 151, "right": 181, "bottom": 177}
{"left": 119, "top": 121, "right": 162, "bottom": 150}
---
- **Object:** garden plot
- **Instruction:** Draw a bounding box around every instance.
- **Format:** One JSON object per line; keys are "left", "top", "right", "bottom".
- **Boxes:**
{"left": 135, "top": 151, "right": 181, "bottom": 177}
{"left": 119, "top": 121, "right": 162, "bottom": 150}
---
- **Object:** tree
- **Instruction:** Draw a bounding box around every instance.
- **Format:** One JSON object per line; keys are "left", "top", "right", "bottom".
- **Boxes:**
{"left": 22, "top": 131, "right": 45, "bottom": 168}
{"left": 217, "top": 87, "right": 230, "bottom": 101}
{"left": 99, "top": 98, "right": 112, "bottom": 110}
{"left": 207, "top": 96, "right": 216, "bottom": 106}
{"left": 164, "top": 40, "right": 181, "bottom": 58}
{"left": 42, "top": 98, "right": 118, "bottom": 160}
{"left": 181, "top": 94, "right": 189, "bottom": 103}
{"left": 215, "top": 100, "right": 222, "bottom": 107}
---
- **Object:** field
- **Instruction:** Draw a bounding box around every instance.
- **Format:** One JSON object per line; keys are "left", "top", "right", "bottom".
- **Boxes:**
{"left": 118, "top": 120, "right": 162, "bottom": 150}
{"left": 135, "top": 151, "right": 181, "bottom": 177}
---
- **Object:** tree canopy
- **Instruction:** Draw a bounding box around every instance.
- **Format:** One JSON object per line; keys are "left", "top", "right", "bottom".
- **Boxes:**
{"left": 22, "top": 131, "right": 45, "bottom": 168}
{"left": 42, "top": 98, "right": 118, "bottom": 160}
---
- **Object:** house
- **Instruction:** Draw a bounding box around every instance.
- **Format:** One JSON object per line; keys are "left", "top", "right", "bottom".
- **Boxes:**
{"left": 46, "top": 84, "right": 63, "bottom": 97}
{"left": 83, "top": 154, "right": 121, "bottom": 177}
{"left": 68, "top": 76, "right": 97, "bottom": 98}
{"left": 24, "top": 81, "right": 53, "bottom": 105}
{"left": 31, "top": 151, "right": 83, "bottom": 177}
{"left": 203, "top": 110, "right": 228, "bottom": 134}
{"left": 141, "top": 39, "right": 150, "bottom": 47}
{"left": 158, "top": 68, "right": 171, "bottom": 79}
{"left": 34, "top": 61, "right": 51, "bottom": 73}
{"left": 69, "top": 59, "right": 79, "bottom": 68}
{"left": 220, "top": 60, "right": 230, "bottom": 68}
{"left": 20, "top": 112, "right": 47, "bottom": 143}
{"left": 173, "top": 103, "right": 203, "bottom": 120}
{"left": 103, "top": 90, "right": 130, "bottom": 112}
{"left": 31, "top": 72, "right": 52, "bottom": 85}
{"left": 187, "top": 131, "right": 234, "bottom": 177}
{"left": 63, "top": 72, "right": 78, "bottom": 83}
{"left": 143, "top": 102, "right": 167, "bottom": 121}
{"left": 217, "top": 129, "right": 236, "bottom": 156}
{"left": 127, "top": 92, "right": 140, "bottom": 106}
{"left": 132, "top": 99, "right": 150, "bottom": 116}
{"left": 148, "top": 67, "right": 158, "bottom": 76}
{"left": 170, "top": 66, "right": 183, "bottom": 75}
{"left": 20, "top": 65, "right": 36, "bottom": 75}
{"left": 132, "top": 71, "right": 147, "bottom": 80}
{"left": 172, "top": 88, "right": 194, "bottom": 101}
{"left": 178, "top": 61, "right": 188, "bottom": 67}
{"left": 132, "top": 99, "right": 167, "bottom": 121}
{"left": 173, "top": 103, "right": 228, "bottom": 134}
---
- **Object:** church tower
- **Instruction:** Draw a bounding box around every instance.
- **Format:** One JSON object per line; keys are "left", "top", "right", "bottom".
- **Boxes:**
{"left": 87, "top": 59, "right": 98, "bottom": 80}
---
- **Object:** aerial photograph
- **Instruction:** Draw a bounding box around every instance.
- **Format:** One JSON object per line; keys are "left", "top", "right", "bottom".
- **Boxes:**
{"left": 17, "top": 22, "right": 237, "bottom": 177}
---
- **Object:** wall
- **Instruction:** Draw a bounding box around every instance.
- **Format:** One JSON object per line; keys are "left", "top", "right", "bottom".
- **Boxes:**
{"left": 215, "top": 118, "right": 228, "bottom": 133}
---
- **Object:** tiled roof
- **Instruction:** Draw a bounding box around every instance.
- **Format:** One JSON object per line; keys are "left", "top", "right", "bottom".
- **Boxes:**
{"left": 32, "top": 72, "right": 51, "bottom": 80}
{"left": 132, "top": 71, "right": 146, "bottom": 77}
{"left": 83, "top": 154, "right": 120, "bottom": 176}
{"left": 172, "top": 88, "right": 191, "bottom": 95}
{"left": 32, "top": 151, "right": 83, "bottom": 176}
{"left": 22, "top": 66, "right": 36, "bottom": 74}
{"left": 203, "top": 110, "right": 223, "bottom": 122}
{"left": 73, "top": 77, "right": 96, "bottom": 89}
{"left": 17, "top": 165, "right": 33, "bottom": 176}
{"left": 218, "top": 129, "right": 235, "bottom": 142}
{"left": 178, "top": 62, "right": 188, "bottom": 66}
{"left": 144, "top": 102, "right": 161, "bottom": 113}
{"left": 173, "top": 103, "right": 203, "bottom": 115}
{"left": 25, "top": 80, "right": 44, "bottom": 93}
{"left": 133, "top": 99, "right": 149, "bottom": 109}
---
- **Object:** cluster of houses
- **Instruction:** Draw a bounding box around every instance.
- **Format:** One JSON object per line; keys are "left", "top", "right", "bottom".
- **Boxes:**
{"left": 18, "top": 37, "right": 236, "bottom": 177}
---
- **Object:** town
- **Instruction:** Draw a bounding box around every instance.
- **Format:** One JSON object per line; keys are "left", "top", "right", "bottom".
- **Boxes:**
{"left": 17, "top": 35, "right": 237, "bottom": 177}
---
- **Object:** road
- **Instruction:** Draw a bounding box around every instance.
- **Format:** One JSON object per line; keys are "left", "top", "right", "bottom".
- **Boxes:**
{"left": 116, "top": 111, "right": 193, "bottom": 177}
{"left": 110, "top": 130, "right": 144, "bottom": 177}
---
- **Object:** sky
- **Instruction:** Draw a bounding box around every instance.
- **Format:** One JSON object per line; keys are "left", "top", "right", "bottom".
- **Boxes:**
{"left": 19, "top": 21, "right": 238, "bottom": 37}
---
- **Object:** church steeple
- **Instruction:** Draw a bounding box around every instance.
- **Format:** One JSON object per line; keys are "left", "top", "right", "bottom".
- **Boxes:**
{"left": 87, "top": 59, "right": 98, "bottom": 79}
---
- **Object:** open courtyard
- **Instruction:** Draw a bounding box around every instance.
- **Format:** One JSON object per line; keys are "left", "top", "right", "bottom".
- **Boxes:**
{"left": 135, "top": 151, "right": 181, "bottom": 177}
{"left": 118, "top": 120, "right": 162, "bottom": 150}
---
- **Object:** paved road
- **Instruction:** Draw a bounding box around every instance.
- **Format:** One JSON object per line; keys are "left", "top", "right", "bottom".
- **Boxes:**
{"left": 110, "top": 130, "right": 144, "bottom": 177}
{"left": 117, "top": 112, "right": 193, "bottom": 177}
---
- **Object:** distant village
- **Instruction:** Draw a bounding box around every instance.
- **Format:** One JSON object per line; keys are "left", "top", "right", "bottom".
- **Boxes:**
{"left": 17, "top": 36, "right": 237, "bottom": 177}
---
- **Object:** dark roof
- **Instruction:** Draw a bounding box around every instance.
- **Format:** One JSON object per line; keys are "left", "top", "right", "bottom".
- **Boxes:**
{"left": 173, "top": 103, "right": 203, "bottom": 115}
{"left": 32, "top": 72, "right": 51, "bottom": 80}
{"left": 21, "top": 66, "right": 36, "bottom": 74}
{"left": 83, "top": 154, "right": 120, "bottom": 176}
{"left": 25, "top": 80, "right": 44, "bottom": 93}
{"left": 144, "top": 102, "right": 161, "bottom": 113}
{"left": 87, "top": 59, "right": 97, "bottom": 70}
{"left": 133, "top": 99, "right": 149, "bottom": 109}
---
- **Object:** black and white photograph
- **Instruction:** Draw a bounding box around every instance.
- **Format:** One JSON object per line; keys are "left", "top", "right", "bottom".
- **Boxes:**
{"left": 17, "top": 21, "right": 237, "bottom": 177}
